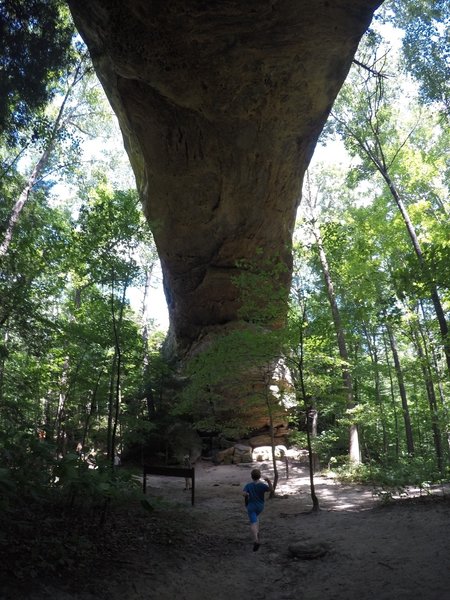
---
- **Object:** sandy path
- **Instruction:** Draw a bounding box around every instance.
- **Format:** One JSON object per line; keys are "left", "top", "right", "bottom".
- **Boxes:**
{"left": 116, "top": 461, "right": 450, "bottom": 600}
{"left": 21, "top": 460, "right": 450, "bottom": 600}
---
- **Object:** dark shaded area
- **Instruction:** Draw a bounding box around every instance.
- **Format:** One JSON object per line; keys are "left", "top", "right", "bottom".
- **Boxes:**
{"left": 0, "top": 0, "right": 74, "bottom": 141}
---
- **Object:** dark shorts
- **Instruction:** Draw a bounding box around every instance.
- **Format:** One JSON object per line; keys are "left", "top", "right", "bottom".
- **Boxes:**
{"left": 247, "top": 502, "right": 264, "bottom": 524}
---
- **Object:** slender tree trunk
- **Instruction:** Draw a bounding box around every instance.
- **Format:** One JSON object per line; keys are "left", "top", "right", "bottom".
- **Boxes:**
{"left": 410, "top": 324, "right": 444, "bottom": 473}
{"left": 81, "top": 367, "right": 104, "bottom": 450}
{"left": 0, "top": 147, "right": 51, "bottom": 257}
{"left": 314, "top": 226, "right": 360, "bottom": 463}
{"left": 0, "top": 61, "right": 84, "bottom": 257}
{"left": 307, "top": 405, "right": 320, "bottom": 473}
{"left": 54, "top": 357, "right": 70, "bottom": 456}
{"left": 54, "top": 355, "right": 84, "bottom": 455}
{"left": 427, "top": 343, "right": 450, "bottom": 453}
{"left": 419, "top": 300, "right": 450, "bottom": 432}
{"left": 267, "top": 395, "right": 279, "bottom": 496}
{"left": 110, "top": 271, "right": 129, "bottom": 465}
{"left": 385, "top": 322, "right": 415, "bottom": 456}
{"left": 141, "top": 267, "right": 152, "bottom": 369}
{"left": 0, "top": 329, "right": 9, "bottom": 405}
{"left": 363, "top": 325, "right": 387, "bottom": 457}
{"left": 141, "top": 266, "right": 156, "bottom": 418}
{"left": 382, "top": 331, "right": 400, "bottom": 459}
{"left": 296, "top": 300, "right": 319, "bottom": 511}
{"left": 106, "top": 352, "right": 117, "bottom": 460}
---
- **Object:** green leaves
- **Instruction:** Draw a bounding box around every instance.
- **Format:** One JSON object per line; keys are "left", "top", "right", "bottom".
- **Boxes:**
{"left": 0, "top": 0, "right": 75, "bottom": 139}
{"left": 388, "top": 0, "right": 450, "bottom": 114}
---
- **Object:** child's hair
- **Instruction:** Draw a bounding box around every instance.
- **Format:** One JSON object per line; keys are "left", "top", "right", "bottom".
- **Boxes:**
{"left": 251, "top": 468, "right": 261, "bottom": 481}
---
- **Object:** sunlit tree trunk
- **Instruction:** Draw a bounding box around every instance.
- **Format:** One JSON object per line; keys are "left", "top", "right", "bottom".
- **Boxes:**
{"left": 264, "top": 372, "right": 279, "bottom": 496}
{"left": 0, "top": 61, "right": 84, "bottom": 257}
{"left": 313, "top": 226, "right": 360, "bottom": 464}
{"left": 140, "top": 266, "right": 156, "bottom": 418}
{"left": 307, "top": 405, "right": 320, "bottom": 473}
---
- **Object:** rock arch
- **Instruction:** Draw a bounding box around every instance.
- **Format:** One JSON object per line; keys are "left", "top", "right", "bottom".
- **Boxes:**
{"left": 68, "top": 0, "right": 382, "bottom": 366}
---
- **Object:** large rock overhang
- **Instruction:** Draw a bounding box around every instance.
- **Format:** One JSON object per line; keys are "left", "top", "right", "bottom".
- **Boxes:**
{"left": 68, "top": 0, "right": 382, "bottom": 360}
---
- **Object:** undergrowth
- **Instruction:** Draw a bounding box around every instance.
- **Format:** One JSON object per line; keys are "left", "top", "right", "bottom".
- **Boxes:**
{"left": 0, "top": 434, "right": 156, "bottom": 591}
{"left": 325, "top": 455, "right": 450, "bottom": 502}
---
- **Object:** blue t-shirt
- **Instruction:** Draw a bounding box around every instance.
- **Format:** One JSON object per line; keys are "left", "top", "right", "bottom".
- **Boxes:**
{"left": 243, "top": 481, "right": 269, "bottom": 506}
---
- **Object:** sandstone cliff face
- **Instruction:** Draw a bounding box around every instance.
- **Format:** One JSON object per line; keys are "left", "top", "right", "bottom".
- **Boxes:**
{"left": 68, "top": 1, "right": 381, "bottom": 361}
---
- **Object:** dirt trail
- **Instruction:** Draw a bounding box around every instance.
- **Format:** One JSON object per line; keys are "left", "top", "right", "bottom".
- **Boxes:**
{"left": 23, "top": 461, "right": 450, "bottom": 600}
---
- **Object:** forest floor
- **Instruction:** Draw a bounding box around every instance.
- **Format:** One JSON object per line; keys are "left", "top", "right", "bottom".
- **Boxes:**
{"left": 4, "top": 460, "right": 450, "bottom": 600}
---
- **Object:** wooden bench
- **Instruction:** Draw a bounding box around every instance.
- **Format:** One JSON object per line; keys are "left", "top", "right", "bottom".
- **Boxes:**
{"left": 142, "top": 465, "right": 195, "bottom": 506}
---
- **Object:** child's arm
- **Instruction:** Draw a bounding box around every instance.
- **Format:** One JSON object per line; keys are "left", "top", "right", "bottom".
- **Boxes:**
{"left": 263, "top": 477, "right": 274, "bottom": 493}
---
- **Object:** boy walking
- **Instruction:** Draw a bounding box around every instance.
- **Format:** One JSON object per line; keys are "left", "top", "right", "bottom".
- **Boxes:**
{"left": 243, "top": 468, "right": 273, "bottom": 551}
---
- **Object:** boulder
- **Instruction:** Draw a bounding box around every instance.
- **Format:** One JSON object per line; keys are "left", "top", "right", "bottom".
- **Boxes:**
{"left": 252, "top": 445, "right": 287, "bottom": 462}
{"left": 233, "top": 444, "right": 253, "bottom": 464}
{"left": 216, "top": 446, "right": 235, "bottom": 464}
{"left": 249, "top": 435, "right": 273, "bottom": 448}
{"left": 215, "top": 443, "right": 254, "bottom": 464}
{"left": 288, "top": 541, "right": 330, "bottom": 560}
{"left": 248, "top": 430, "right": 289, "bottom": 447}
{"left": 285, "top": 447, "right": 309, "bottom": 462}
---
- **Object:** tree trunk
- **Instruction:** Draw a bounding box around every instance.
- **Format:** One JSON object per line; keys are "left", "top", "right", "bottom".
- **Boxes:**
{"left": 267, "top": 400, "right": 279, "bottom": 496}
{"left": 140, "top": 266, "right": 157, "bottom": 419}
{"left": 382, "top": 331, "right": 400, "bottom": 459}
{"left": 410, "top": 324, "right": 444, "bottom": 473}
{"left": 307, "top": 406, "right": 320, "bottom": 473}
{"left": 106, "top": 352, "right": 117, "bottom": 461}
{"left": 314, "top": 226, "right": 360, "bottom": 463}
{"left": 0, "top": 61, "right": 84, "bottom": 257}
{"left": 385, "top": 321, "right": 415, "bottom": 456}
{"left": 0, "top": 147, "right": 51, "bottom": 257}
{"left": 110, "top": 271, "right": 129, "bottom": 465}
{"left": 296, "top": 300, "right": 319, "bottom": 511}
{"left": 0, "top": 329, "right": 9, "bottom": 406}
{"left": 363, "top": 325, "right": 388, "bottom": 457}
{"left": 81, "top": 367, "right": 104, "bottom": 451}
{"left": 54, "top": 357, "right": 70, "bottom": 456}
{"left": 419, "top": 300, "right": 450, "bottom": 427}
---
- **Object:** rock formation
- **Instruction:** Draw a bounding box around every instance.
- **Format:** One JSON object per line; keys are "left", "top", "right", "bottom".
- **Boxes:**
{"left": 68, "top": 2, "right": 382, "bottom": 422}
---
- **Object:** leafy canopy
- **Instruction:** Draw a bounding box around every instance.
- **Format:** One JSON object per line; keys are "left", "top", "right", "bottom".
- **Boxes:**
{"left": 0, "top": 0, "right": 75, "bottom": 140}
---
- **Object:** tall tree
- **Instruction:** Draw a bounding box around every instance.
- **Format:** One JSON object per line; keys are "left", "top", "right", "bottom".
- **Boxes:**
{"left": 301, "top": 173, "right": 361, "bottom": 463}
{"left": 0, "top": 54, "right": 90, "bottom": 257}
{"left": 312, "top": 225, "right": 361, "bottom": 464}
{"left": 384, "top": 319, "right": 415, "bottom": 455}
{"left": 287, "top": 304, "right": 320, "bottom": 509}
{"left": 331, "top": 48, "right": 450, "bottom": 376}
